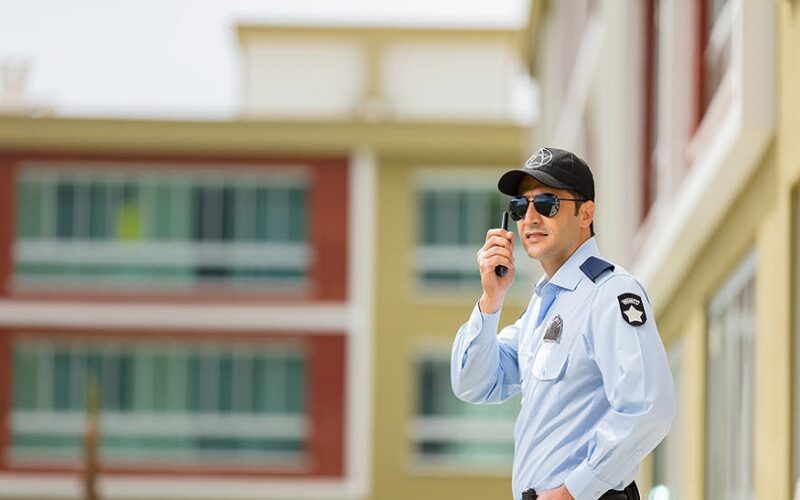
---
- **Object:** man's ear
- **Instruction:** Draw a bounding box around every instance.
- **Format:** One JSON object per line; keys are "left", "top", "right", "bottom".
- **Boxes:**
{"left": 580, "top": 201, "right": 595, "bottom": 229}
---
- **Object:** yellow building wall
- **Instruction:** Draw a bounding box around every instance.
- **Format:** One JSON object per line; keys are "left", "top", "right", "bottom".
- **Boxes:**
{"left": 651, "top": 2, "right": 800, "bottom": 497}
{"left": 372, "top": 156, "right": 528, "bottom": 500}
{"left": 777, "top": 1, "right": 800, "bottom": 496}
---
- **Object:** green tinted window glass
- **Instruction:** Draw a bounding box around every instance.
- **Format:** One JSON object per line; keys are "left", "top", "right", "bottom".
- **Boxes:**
{"left": 285, "top": 356, "right": 305, "bottom": 413}
{"left": 17, "top": 180, "right": 42, "bottom": 239}
{"left": 132, "top": 351, "right": 152, "bottom": 411}
{"left": 263, "top": 357, "right": 283, "bottom": 412}
{"left": 419, "top": 191, "right": 436, "bottom": 245}
{"left": 89, "top": 183, "right": 108, "bottom": 239}
{"left": 15, "top": 169, "right": 310, "bottom": 290}
{"left": 289, "top": 187, "right": 307, "bottom": 242}
{"left": 252, "top": 357, "right": 267, "bottom": 412}
{"left": 232, "top": 187, "right": 256, "bottom": 242}
{"left": 115, "top": 183, "right": 142, "bottom": 241}
{"left": 418, "top": 359, "right": 436, "bottom": 416}
{"left": 86, "top": 350, "right": 103, "bottom": 395}
{"left": 12, "top": 340, "right": 310, "bottom": 466}
{"left": 118, "top": 352, "right": 134, "bottom": 411}
{"left": 102, "top": 353, "right": 122, "bottom": 411}
{"left": 219, "top": 354, "right": 233, "bottom": 413}
{"left": 171, "top": 182, "right": 192, "bottom": 240}
{"left": 254, "top": 187, "right": 268, "bottom": 242}
{"left": 464, "top": 191, "right": 488, "bottom": 244}
{"left": 194, "top": 186, "right": 223, "bottom": 242}
{"left": 152, "top": 352, "right": 169, "bottom": 411}
{"left": 222, "top": 187, "right": 236, "bottom": 242}
{"left": 414, "top": 355, "right": 517, "bottom": 468}
{"left": 13, "top": 348, "right": 38, "bottom": 409}
{"left": 188, "top": 354, "right": 201, "bottom": 411}
{"left": 52, "top": 350, "right": 71, "bottom": 410}
{"left": 419, "top": 187, "right": 508, "bottom": 248}
{"left": 153, "top": 183, "right": 173, "bottom": 240}
{"left": 435, "top": 191, "right": 459, "bottom": 245}
{"left": 56, "top": 183, "right": 75, "bottom": 239}
{"left": 167, "top": 352, "right": 187, "bottom": 411}
{"left": 105, "top": 183, "right": 123, "bottom": 239}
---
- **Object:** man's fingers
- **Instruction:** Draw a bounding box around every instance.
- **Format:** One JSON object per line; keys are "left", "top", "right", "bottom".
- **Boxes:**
{"left": 480, "top": 246, "right": 514, "bottom": 262}
{"left": 488, "top": 235, "right": 513, "bottom": 248}
{"left": 477, "top": 250, "right": 514, "bottom": 272}
{"left": 482, "top": 255, "right": 513, "bottom": 271}
{"left": 480, "top": 235, "right": 513, "bottom": 254}
{"left": 486, "top": 228, "right": 514, "bottom": 241}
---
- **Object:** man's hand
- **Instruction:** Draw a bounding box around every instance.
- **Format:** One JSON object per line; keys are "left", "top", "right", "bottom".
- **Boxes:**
{"left": 535, "top": 485, "right": 574, "bottom": 500}
{"left": 477, "top": 228, "right": 515, "bottom": 313}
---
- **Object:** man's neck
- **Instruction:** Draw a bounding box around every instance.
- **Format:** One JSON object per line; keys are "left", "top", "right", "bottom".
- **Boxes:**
{"left": 541, "top": 235, "right": 592, "bottom": 279}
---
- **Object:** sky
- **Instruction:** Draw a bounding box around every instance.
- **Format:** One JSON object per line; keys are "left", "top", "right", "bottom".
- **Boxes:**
{"left": 0, "top": 0, "right": 528, "bottom": 119}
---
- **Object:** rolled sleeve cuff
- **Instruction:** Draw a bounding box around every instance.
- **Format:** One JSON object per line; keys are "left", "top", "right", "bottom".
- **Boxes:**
{"left": 465, "top": 302, "right": 502, "bottom": 345}
{"left": 564, "top": 461, "right": 614, "bottom": 500}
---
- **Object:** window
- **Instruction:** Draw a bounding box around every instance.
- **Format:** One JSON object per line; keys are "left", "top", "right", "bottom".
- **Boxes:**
{"left": 409, "top": 351, "right": 517, "bottom": 472}
{"left": 700, "top": 0, "right": 733, "bottom": 118}
{"left": 415, "top": 171, "right": 532, "bottom": 291}
{"left": 11, "top": 337, "right": 308, "bottom": 468}
{"left": 642, "top": 0, "right": 662, "bottom": 222}
{"left": 648, "top": 340, "right": 684, "bottom": 500}
{"left": 15, "top": 166, "right": 309, "bottom": 291}
{"left": 706, "top": 252, "right": 755, "bottom": 500}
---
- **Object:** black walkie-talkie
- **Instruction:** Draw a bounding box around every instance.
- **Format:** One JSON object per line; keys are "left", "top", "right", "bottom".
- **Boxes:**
{"left": 495, "top": 211, "right": 510, "bottom": 277}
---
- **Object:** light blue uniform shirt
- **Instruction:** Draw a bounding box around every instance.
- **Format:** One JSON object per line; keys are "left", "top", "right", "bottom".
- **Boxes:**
{"left": 451, "top": 237, "right": 675, "bottom": 500}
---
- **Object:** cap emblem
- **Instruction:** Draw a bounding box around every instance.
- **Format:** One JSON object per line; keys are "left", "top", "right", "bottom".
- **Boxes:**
{"left": 525, "top": 148, "right": 553, "bottom": 170}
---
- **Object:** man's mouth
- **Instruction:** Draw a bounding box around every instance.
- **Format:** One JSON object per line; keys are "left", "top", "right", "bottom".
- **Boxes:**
{"left": 525, "top": 231, "right": 547, "bottom": 241}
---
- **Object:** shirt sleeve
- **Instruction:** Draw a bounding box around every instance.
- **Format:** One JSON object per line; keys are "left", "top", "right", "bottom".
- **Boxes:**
{"left": 450, "top": 302, "right": 522, "bottom": 404}
{"left": 564, "top": 275, "right": 676, "bottom": 500}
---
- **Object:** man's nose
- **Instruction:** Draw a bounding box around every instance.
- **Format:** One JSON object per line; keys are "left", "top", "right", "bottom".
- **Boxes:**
{"left": 523, "top": 201, "right": 542, "bottom": 224}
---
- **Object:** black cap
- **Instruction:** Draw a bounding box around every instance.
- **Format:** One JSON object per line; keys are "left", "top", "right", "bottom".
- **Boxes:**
{"left": 498, "top": 147, "right": 594, "bottom": 201}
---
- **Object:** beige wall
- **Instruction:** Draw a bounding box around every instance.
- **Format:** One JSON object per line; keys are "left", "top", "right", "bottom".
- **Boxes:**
{"left": 650, "top": 2, "right": 800, "bottom": 497}
{"left": 372, "top": 157, "right": 527, "bottom": 500}
{"left": 656, "top": 147, "right": 779, "bottom": 500}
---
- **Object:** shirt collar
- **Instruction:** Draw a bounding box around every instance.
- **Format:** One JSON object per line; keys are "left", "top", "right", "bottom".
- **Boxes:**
{"left": 536, "top": 237, "right": 601, "bottom": 293}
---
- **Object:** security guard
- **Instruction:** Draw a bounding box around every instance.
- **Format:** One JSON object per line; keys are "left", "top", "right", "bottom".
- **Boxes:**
{"left": 451, "top": 148, "right": 675, "bottom": 500}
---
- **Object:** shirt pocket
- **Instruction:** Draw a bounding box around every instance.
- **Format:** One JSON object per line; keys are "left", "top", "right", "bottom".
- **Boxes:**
{"left": 531, "top": 340, "right": 569, "bottom": 381}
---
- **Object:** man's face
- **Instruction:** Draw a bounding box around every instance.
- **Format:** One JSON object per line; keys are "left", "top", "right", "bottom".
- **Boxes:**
{"left": 515, "top": 177, "right": 591, "bottom": 263}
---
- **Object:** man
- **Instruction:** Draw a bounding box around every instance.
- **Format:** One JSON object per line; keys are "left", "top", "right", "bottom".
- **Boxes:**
{"left": 450, "top": 148, "right": 675, "bottom": 500}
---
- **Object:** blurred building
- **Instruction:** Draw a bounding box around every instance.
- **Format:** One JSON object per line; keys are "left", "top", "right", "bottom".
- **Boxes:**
{"left": 0, "top": 20, "right": 538, "bottom": 500}
{"left": 531, "top": 0, "right": 794, "bottom": 499}
{"left": 0, "top": 120, "right": 353, "bottom": 499}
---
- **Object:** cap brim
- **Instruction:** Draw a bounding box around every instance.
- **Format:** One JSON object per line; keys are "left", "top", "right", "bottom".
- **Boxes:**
{"left": 497, "top": 169, "right": 573, "bottom": 196}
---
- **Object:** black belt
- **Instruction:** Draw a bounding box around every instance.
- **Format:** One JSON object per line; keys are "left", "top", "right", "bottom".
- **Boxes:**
{"left": 522, "top": 481, "right": 639, "bottom": 500}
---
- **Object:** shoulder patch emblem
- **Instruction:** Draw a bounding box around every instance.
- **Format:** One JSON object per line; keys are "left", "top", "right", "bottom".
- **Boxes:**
{"left": 617, "top": 293, "right": 647, "bottom": 326}
{"left": 543, "top": 315, "right": 563, "bottom": 343}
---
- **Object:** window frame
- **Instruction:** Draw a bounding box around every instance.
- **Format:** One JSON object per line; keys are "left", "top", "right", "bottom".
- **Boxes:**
{"left": 704, "top": 251, "right": 756, "bottom": 500}
{"left": 413, "top": 168, "right": 537, "bottom": 297}
{"left": 408, "top": 346, "right": 517, "bottom": 475}
{"left": 0, "top": 328, "right": 346, "bottom": 479}
{"left": 15, "top": 167, "right": 311, "bottom": 291}
{"left": 1, "top": 154, "right": 350, "bottom": 303}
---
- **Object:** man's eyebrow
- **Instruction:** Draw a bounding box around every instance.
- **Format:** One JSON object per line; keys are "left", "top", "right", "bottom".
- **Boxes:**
{"left": 517, "top": 190, "right": 555, "bottom": 197}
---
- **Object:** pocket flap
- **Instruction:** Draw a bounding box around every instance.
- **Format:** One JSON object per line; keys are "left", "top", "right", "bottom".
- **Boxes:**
{"left": 531, "top": 340, "right": 569, "bottom": 381}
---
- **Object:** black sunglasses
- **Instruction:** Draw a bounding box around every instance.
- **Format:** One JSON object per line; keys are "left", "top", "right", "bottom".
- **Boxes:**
{"left": 508, "top": 193, "right": 585, "bottom": 220}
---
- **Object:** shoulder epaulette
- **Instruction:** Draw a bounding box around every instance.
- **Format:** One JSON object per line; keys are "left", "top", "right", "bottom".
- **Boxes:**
{"left": 580, "top": 256, "right": 615, "bottom": 283}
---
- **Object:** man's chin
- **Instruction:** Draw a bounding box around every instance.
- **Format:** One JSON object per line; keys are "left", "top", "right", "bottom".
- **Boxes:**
{"left": 523, "top": 244, "right": 546, "bottom": 261}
